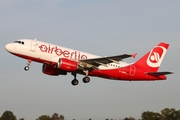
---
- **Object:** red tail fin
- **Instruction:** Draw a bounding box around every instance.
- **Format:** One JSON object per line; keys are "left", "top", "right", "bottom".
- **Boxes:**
{"left": 133, "top": 42, "right": 169, "bottom": 72}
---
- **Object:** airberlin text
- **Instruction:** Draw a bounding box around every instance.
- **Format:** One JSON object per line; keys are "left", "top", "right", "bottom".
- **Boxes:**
{"left": 39, "top": 44, "right": 87, "bottom": 60}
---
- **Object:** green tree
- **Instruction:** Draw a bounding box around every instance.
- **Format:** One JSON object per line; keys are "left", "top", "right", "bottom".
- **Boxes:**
{"left": 19, "top": 118, "right": 24, "bottom": 120}
{"left": 36, "top": 115, "right": 52, "bottom": 120}
{"left": 51, "top": 113, "right": 64, "bottom": 120}
{"left": 141, "top": 111, "right": 162, "bottom": 120}
{"left": 161, "top": 108, "right": 180, "bottom": 120}
{"left": 0, "top": 111, "right": 17, "bottom": 120}
{"left": 174, "top": 110, "right": 180, "bottom": 120}
{"left": 124, "top": 117, "right": 135, "bottom": 120}
{"left": 124, "top": 118, "right": 129, "bottom": 120}
{"left": 51, "top": 113, "right": 58, "bottom": 120}
{"left": 59, "top": 115, "right": 65, "bottom": 120}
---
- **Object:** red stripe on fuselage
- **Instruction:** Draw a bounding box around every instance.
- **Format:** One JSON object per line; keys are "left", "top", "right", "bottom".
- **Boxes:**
{"left": 11, "top": 52, "right": 166, "bottom": 81}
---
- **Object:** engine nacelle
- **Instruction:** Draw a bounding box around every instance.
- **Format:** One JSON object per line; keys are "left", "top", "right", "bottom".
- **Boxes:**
{"left": 58, "top": 58, "right": 79, "bottom": 72}
{"left": 42, "top": 63, "right": 67, "bottom": 76}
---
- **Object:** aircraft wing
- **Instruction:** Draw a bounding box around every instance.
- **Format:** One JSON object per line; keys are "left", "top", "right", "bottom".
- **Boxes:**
{"left": 79, "top": 54, "right": 136, "bottom": 69}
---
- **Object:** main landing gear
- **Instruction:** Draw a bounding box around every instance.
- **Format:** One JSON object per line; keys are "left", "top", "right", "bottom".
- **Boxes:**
{"left": 71, "top": 72, "right": 90, "bottom": 86}
{"left": 24, "top": 60, "right": 31, "bottom": 71}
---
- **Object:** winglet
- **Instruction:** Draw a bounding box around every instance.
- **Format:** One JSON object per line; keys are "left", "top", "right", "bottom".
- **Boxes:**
{"left": 132, "top": 53, "right": 137, "bottom": 59}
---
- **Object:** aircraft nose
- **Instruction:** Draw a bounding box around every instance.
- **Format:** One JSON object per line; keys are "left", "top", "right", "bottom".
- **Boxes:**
{"left": 5, "top": 44, "right": 12, "bottom": 52}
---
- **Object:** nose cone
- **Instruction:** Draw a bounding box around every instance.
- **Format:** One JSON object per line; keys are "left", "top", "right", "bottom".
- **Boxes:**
{"left": 5, "top": 44, "right": 12, "bottom": 52}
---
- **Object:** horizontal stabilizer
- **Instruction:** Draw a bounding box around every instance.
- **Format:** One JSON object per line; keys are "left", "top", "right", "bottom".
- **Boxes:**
{"left": 146, "top": 71, "right": 173, "bottom": 76}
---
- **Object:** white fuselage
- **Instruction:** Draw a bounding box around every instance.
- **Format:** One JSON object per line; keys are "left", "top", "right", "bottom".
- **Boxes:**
{"left": 5, "top": 39, "right": 130, "bottom": 69}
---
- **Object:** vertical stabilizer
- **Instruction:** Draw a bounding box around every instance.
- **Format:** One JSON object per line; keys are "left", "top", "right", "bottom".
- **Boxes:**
{"left": 133, "top": 42, "right": 169, "bottom": 72}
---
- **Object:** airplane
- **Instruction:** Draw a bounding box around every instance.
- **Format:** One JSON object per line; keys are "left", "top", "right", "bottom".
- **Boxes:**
{"left": 5, "top": 39, "right": 173, "bottom": 86}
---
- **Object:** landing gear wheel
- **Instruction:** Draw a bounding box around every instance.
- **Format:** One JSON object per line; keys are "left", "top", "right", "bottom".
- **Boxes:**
{"left": 71, "top": 79, "right": 79, "bottom": 86}
{"left": 83, "top": 76, "right": 90, "bottom": 83}
{"left": 24, "top": 60, "right": 31, "bottom": 71}
{"left": 24, "top": 66, "right": 29, "bottom": 71}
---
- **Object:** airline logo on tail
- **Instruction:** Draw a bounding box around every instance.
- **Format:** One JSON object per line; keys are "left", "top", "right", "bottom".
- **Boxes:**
{"left": 147, "top": 45, "right": 167, "bottom": 68}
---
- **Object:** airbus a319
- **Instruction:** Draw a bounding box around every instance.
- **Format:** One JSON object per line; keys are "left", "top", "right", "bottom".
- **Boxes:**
{"left": 5, "top": 39, "right": 173, "bottom": 86}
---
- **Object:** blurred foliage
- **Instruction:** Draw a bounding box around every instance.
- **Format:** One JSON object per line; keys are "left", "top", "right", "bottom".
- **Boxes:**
{"left": 1, "top": 108, "right": 180, "bottom": 120}
{"left": 0, "top": 110, "right": 17, "bottom": 120}
{"left": 142, "top": 108, "right": 180, "bottom": 120}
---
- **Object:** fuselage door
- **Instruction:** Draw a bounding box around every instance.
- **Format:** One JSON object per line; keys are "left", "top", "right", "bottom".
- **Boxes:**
{"left": 30, "top": 40, "right": 37, "bottom": 52}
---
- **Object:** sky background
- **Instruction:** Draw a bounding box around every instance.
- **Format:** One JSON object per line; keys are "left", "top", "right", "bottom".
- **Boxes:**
{"left": 0, "top": 0, "right": 180, "bottom": 120}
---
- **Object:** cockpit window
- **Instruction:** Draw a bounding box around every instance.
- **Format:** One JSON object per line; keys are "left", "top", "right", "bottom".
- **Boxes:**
{"left": 14, "top": 41, "right": 24, "bottom": 45}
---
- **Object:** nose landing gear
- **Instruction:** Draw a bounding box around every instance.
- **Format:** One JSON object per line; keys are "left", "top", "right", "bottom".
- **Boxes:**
{"left": 24, "top": 60, "right": 31, "bottom": 71}
{"left": 24, "top": 66, "right": 29, "bottom": 71}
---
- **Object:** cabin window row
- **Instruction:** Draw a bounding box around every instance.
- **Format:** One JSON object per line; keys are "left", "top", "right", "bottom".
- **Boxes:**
{"left": 107, "top": 64, "right": 128, "bottom": 69}
{"left": 108, "top": 64, "right": 121, "bottom": 68}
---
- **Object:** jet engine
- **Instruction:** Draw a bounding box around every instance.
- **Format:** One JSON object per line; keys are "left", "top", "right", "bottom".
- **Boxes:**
{"left": 42, "top": 63, "right": 67, "bottom": 76}
{"left": 57, "top": 58, "right": 80, "bottom": 72}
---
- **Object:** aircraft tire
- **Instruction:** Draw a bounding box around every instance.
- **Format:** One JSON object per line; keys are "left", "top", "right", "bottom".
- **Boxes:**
{"left": 24, "top": 66, "right": 29, "bottom": 71}
{"left": 82, "top": 76, "right": 90, "bottom": 83}
{"left": 71, "top": 79, "right": 79, "bottom": 86}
